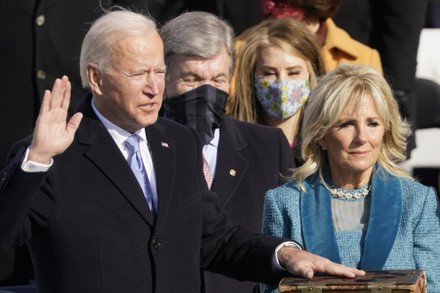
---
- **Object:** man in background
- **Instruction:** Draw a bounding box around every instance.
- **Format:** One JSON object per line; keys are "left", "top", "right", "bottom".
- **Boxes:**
{"left": 160, "top": 11, "right": 294, "bottom": 292}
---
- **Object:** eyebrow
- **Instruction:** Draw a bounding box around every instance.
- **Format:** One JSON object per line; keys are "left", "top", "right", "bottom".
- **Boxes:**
{"left": 258, "top": 65, "right": 304, "bottom": 71}
{"left": 180, "top": 70, "right": 228, "bottom": 80}
{"left": 336, "top": 115, "right": 381, "bottom": 122}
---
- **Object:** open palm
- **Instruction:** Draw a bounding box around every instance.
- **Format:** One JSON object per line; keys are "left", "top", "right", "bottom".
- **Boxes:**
{"left": 29, "top": 76, "right": 83, "bottom": 163}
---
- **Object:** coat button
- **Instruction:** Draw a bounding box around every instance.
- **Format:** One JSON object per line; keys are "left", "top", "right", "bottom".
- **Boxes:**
{"left": 229, "top": 169, "right": 236, "bottom": 176}
{"left": 36, "top": 70, "right": 46, "bottom": 80}
{"left": 152, "top": 239, "right": 161, "bottom": 249}
{"left": 36, "top": 15, "right": 45, "bottom": 26}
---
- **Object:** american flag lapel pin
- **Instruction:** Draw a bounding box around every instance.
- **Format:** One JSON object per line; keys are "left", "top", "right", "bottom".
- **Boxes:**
{"left": 161, "top": 142, "right": 169, "bottom": 148}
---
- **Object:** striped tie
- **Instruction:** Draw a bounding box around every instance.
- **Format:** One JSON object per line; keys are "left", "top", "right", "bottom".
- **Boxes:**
{"left": 125, "top": 135, "right": 157, "bottom": 217}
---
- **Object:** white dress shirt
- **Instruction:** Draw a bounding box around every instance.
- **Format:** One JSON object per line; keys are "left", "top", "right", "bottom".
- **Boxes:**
{"left": 202, "top": 128, "right": 220, "bottom": 177}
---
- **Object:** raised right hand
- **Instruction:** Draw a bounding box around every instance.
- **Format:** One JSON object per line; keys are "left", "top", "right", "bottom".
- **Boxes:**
{"left": 28, "top": 76, "right": 83, "bottom": 164}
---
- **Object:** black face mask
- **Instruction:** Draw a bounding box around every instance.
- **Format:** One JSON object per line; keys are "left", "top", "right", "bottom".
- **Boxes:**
{"left": 163, "top": 84, "right": 229, "bottom": 145}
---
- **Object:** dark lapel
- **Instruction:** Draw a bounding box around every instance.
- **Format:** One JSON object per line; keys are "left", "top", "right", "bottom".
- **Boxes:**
{"left": 212, "top": 116, "right": 248, "bottom": 207}
{"left": 145, "top": 119, "right": 175, "bottom": 225}
{"left": 76, "top": 95, "right": 154, "bottom": 225}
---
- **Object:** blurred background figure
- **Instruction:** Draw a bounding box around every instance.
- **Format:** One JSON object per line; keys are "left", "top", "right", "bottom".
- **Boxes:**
{"left": 333, "top": 0, "right": 440, "bottom": 193}
{"left": 425, "top": 0, "right": 440, "bottom": 28}
{"left": 257, "top": 0, "right": 382, "bottom": 73}
{"left": 333, "top": 0, "right": 430, "bottom": 156}
{"left": 261, "top": 64, "right": 440, "bottom": 293}
{"left": 188, "top": 0, "right": 263, "bottom": 35}
{"left": 227, "top": 18, "right": 325, "bottom": 165}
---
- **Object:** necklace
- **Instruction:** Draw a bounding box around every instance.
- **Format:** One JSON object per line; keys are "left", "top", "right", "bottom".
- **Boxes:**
{"left": 329, "top": 184, "right": 371, "bottom": 200}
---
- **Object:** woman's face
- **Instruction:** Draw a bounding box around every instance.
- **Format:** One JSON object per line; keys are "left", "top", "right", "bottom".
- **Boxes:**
{"left": 321, "top": 96, "right": 385, "bottom": 185}
{"left": 255, "top": 45, "right": 309, "bottom": 81}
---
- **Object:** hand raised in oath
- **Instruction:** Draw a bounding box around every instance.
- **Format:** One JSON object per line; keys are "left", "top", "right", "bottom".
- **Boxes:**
{"left": 29, "top": 76, "right": 83, "bottom": 164}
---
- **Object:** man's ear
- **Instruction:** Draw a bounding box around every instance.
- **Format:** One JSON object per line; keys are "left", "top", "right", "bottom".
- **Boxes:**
{"left": 87, "top": 64, "right": 103, "bottom": 95}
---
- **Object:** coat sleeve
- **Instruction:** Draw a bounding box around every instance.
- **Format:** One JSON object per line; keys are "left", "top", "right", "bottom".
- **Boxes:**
{"left": 413, "top": 186, "right": 440, "bottom": 292}
{"left": 0, "top": 138, "right": 55, "bottom": 250}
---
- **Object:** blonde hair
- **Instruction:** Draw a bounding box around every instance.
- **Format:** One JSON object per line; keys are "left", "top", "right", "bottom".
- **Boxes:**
{"left": 294, "top": 64, "right": 413, "bottom": 189}
{"left": 227, "top": 18, "right": 325, "bottom": 124}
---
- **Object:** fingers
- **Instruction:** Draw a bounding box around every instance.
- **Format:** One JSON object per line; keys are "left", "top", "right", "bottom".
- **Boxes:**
{"left": 49, "top": 76, "right": 70, "bottom": 110}
{"left": 48, "top": 77, "right": 62, "bottom": 110}
{"left": 284, "top": 250, "right": 365, "bottom": 280}
{"left": 60, "top": 76, "right": 72, "bottom": 111}
{"left": 39, "top": 90, "right": 51, "bottom": 116}
{"left": 67, "top": 112, "right": 83, "bottom": 134}
{"left": 326, "top": 263, "right": 365, "bottom": 278}
{"left": 303, "top": 269, "right": 314, "bottom": 279}
{"left": 316, "top": 259, "right": 365, "bottom": 279}
{"left": 299, "top": 263, "right": 364, "bottom": 280}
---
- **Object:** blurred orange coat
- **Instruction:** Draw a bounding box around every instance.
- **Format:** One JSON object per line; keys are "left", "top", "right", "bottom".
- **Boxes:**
{"left": 323, "top": 18, "right": 383, "bottom": 74}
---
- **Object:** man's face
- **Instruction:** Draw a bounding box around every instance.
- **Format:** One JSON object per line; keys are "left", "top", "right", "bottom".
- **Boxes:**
{"left": 165, "top": 46, "right": 230, "bottom": 98}
{"left": 93, "top": 31, "right": 166, "bottom": 133}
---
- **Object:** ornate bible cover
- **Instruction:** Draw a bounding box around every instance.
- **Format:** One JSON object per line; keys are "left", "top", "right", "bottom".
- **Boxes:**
{"left": 279, "top": 270, "right": 426, "bottom": 293}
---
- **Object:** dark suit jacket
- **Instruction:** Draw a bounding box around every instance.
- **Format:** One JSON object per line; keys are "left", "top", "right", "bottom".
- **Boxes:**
{"left": 189, "top": 0, "right": 262, "bottom": 34}
{"left": 149, "top": 1, "right": 262, "bottom": 34}
{"left": 0, "top": 1, "right": 163, "bottom": 285}
{"left": 0, "top": 96, "right": 285, "bottom": 293}
{"left": 203, "top": 117, "right": 294, "bottom": 293}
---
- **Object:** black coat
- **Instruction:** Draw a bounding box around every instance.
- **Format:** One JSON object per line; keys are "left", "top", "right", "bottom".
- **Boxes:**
{"left": 203, "top": 117, "right": 293, "bottom": 292}
{"left": 0, "top": 2, "right": 160, "bottom": 283}
{"left": 0, "top": 96, "right": 285, "bottom": 293}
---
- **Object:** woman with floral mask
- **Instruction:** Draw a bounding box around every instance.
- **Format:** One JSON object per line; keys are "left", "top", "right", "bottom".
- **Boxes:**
{"left": 227, "top": 18, "right": 325, "bottom": 161}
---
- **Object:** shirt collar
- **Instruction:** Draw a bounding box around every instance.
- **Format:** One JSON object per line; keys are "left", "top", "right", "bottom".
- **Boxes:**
{"left": 206, "top": 128, "right": 220, "bottom": 148}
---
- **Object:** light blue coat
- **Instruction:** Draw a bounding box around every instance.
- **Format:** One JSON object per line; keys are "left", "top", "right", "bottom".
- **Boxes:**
{"left": 262, "top": 168, "right": 440, "bottom": 292}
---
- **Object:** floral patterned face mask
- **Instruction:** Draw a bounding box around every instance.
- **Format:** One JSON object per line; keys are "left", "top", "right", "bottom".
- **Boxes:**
{"left": 254, "top": 77, "right": 311, "bottom": 120}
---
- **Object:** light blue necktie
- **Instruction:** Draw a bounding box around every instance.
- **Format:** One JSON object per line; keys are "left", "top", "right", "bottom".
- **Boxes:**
{"left": 125, "top": 134, "right": 157, "bottom": 218}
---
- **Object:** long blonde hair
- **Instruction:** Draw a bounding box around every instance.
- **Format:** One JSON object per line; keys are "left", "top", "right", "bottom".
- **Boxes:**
{"left": 227, "top": 18, "right": 325, "bottom": 124}
{"left": 293, "top": 64, "right": 413, "bottom": 189}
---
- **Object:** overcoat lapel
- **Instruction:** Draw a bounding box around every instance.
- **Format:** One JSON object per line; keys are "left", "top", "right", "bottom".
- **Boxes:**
{"left": 145, "top": 121, "right": 175, "bottom": 225}
{"left": 76, "top": 95, "right": 154, "bottom": 225}
{"left": 212, "top": 117, "right": 248, "bottom": 207}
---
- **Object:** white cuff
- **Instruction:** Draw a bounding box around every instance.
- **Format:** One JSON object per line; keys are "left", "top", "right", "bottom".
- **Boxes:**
{"left": 273, "top": 241, "right": 302, "bottom": 271}
{"left": 21, "top": 148, "right": 53, "bottom": 172}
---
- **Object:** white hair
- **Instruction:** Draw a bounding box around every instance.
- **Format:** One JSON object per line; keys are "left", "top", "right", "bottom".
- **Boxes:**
{"left": 79, "top": 9, "right": 157, "bottom": 89}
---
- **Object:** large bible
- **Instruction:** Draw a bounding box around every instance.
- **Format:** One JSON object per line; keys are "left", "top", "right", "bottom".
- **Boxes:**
{"left": 279, "top": 270, "right": 426, "bottom": 293}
